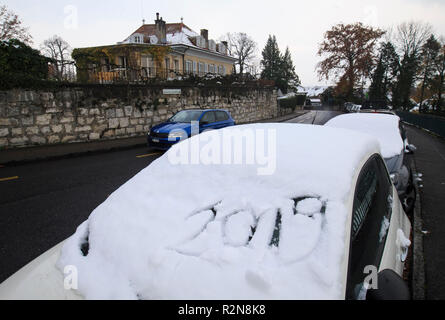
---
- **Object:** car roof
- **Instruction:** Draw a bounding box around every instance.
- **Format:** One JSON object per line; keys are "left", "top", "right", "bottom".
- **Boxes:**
{"left": 58, "top": 124, "right": 380, "bottom": 299}
{"left": 325, "top": 113, "right": 404, "bottom": 159}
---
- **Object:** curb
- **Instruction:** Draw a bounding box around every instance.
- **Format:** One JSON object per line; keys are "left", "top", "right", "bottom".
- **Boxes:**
{"left": 410, "top": 158, "right": 426, "bottom": 300}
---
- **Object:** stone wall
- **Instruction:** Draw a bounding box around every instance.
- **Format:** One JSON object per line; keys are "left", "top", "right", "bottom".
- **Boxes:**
{"left": 0, "top": 85, "right": 279, "bottom": 149}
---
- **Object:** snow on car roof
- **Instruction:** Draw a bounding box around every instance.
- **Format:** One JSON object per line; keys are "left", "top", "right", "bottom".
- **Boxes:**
{"left": 325, "top": 113, "right": 404, "bottom": 159}
{"left": 57, "top": 124, "right": 380, "bottom": 300}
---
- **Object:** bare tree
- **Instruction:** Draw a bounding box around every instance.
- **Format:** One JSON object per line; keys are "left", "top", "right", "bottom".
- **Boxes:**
{"left": 41, "top": 35, "right": 73, "bottom": 81}
{"left": 222, "top": 32, "right": 257, "bottom": 75}
{"left": 395, "top": 21, "right": 432, "bottom": 59}
{"left": 391, "top": 21, "right": 433, "bottom": 109}
{"left": 0, "top": 5, "right": 32, "bottom": 44}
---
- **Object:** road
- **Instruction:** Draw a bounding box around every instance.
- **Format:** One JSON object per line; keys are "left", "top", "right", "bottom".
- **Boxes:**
{"left": 404, "top": 125, "right": 445, "bottom": 300}
{"left": 0, "top": 147, "right": 162, "bottom": 282}
{"left": 285, "top": 110, "right": 342, "bottom": 125}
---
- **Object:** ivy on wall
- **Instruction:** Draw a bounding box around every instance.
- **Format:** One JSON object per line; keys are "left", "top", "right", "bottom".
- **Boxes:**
{"left": 72, "top": 44, "right": 171, "bottom": 83}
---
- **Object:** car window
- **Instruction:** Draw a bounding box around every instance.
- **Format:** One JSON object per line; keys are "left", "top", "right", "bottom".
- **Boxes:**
{"left": 201, "top": 111, "right": 216, "bottom": 124}
{"left": 346, "top": 154, "right": 393, "bottom": 299}
{"left": 169, "top": 110, "right": 202, "bottom": 123}
{"left": 216, "top": 111, "right": 229, "bottom": 122}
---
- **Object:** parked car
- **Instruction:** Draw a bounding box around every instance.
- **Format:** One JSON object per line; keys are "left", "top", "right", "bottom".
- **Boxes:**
{"left": 147, "top": 109, "right": 235, "bottom": 150}
{"left": 325, "top": 113, "right": 416, "bottom": 215}
{"left": 344, "top": 102, "right": 362, "bottom": 113}
{"left": 0, "top": 124, "right": 411, "bottom": 300}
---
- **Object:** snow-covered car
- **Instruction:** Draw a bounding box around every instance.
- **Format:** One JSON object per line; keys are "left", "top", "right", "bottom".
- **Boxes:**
{"left": 0, "top": 124, "right": 411, "bottom": 300}
{"left": 325, "top": 113, "right": 416, "bottom": 215}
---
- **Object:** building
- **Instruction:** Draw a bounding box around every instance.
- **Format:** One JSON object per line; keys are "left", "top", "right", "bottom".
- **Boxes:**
{"left": 73, "top": 13, "right": 237, "bottom": 83}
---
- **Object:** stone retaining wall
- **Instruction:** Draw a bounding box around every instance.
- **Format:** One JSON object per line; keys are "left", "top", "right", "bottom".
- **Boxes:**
{"left": 0, "top": 85, "right": 279, "bottom": 149}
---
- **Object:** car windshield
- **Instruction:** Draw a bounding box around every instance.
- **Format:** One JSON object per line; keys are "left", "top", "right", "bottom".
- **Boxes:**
{"left": 169, "top": 110, "right": 203, "bottom": 123}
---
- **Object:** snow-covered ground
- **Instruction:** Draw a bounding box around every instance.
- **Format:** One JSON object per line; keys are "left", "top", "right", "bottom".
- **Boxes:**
{"left": 57, "top": 124, "right": 380, "bottom": 300}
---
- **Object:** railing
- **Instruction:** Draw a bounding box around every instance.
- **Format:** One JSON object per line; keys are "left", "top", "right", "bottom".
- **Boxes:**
{"left": 396, "top": 111, "right": 445, "bottom": 139}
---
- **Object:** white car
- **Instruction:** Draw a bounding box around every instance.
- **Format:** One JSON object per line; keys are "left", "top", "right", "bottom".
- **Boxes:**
{"left": 325, "top": 113, "right": 417, "bottom": 215}
{"left": 0, "top": 124, "right": 411, "bottom": 300}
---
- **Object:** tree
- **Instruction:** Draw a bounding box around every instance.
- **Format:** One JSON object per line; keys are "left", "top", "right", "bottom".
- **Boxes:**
{"left": 0, "top": 39, "right": 49, "bottom": 89}
{"left": 223, "top": 32, "right": 257, "bottom": 75}
{"left": 260, "top": 35, "right": 281, "bottom": 80}
{"left": 0, "top": 5, "right": 32, "bottom": 44}
{"left": 418, "top": 35, "right": 441, "bottom": 112}
{"left": 260, "top": 35, "right": 300, "bottom": 93}
{"left": 392, "top": 21, "right": 432, "bottom": 109}
{"left": 369, "top": 41, "right": 399, "bottom": 107}
{"left": 317, "top": 23, "right": 384, "bottom": 101}
{"left": 41, "top": 35, "right": 72, "bottom": 81}
{"left": 432, "top": 42, "right": 445, "bottom": 111}
{"left": 281, "top": 47, "right": 300, "bottom": 93}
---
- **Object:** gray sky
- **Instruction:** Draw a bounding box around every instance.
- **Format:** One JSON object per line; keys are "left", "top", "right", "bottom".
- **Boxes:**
{"left": 3, "top": 0, "right": 445, "bottom": 86}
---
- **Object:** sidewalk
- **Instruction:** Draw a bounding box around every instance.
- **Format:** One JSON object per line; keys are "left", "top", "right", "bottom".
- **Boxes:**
{"left": 0, "top": 110, "right": 308, "bottom": 165}
{"left": 405, "top": 124, "right": 445, "bottom": 300}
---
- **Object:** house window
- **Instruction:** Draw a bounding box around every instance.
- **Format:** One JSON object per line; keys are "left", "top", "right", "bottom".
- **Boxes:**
{"left": 209, "top": 64, "right": 215, "bottom": 74}
{"left": 174, "top": 60, "right": 179, "bottom": 72}
{"left": 193, "top": 61, "right": 197, "bottom": 75}
{"left": 141, "top": 55, "right": 155, "bottom": 77}
{"left": 165, "top": 58, "right": 170, "bottom": 72}
{"left": 198, "top": 62, "right": 204, "bottom": 76}
{"left": 185, "top": 60, "right": 193, "bottom": 74}
{"left": 134, "top": 36, "right": 141, "bottom": 43}
{"left": 209, "top": 40, "right": 216, "bottom": 51}
{"left": 118, "top": 56, "right": 127, "bottom": 69}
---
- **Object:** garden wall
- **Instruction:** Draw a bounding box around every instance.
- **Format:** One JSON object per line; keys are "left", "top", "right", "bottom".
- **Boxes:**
{"left": 0, "top": 84, "right": 279, "bottom": 149}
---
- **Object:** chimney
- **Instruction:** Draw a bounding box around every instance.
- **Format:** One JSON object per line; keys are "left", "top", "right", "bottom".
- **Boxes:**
{"left": 155, "top": 13, "right": 166, "bottom": 44}
{"left": 200, "top": 29, "right": 209, "bottom": 48}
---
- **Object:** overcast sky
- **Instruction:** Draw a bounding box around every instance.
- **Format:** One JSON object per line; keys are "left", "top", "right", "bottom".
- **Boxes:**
{"left": 3, "top": 0, "right": 445, "bottom": 86}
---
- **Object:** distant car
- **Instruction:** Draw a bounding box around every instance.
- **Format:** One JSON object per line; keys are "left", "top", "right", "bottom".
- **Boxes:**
{"left": 0, "top": 124, "right": 411, "bottom": 300}
{"left": 325, "top": 113, "right": 416, "bottom": 215}
{"left": 147, "top": 109, "right": 235, "bottom": 150}
{"left": 344, "top": 102, "right": 362, "bottom": 113}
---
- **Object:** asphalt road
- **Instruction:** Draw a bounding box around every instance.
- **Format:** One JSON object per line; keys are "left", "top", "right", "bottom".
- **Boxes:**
{"left": 0, "top": 147, "right": 163, "bottom": 282}
{"left": 405, "top": 125, "right": 445, "bottom": 300}
{"left": 285, "top": 110, "right": 342, "bottom": 125}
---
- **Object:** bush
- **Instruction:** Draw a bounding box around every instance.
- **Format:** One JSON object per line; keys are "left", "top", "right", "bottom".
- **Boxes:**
{"left": 0, "top": 39, "right": 50, "bottom": 89}
{"left": 278, "top": 95, "right": 306, "bottom": 109}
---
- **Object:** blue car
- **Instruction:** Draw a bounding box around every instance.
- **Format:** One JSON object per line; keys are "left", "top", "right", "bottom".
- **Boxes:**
{"left": 147, "top": 109, "right": 235, "bottom": 150}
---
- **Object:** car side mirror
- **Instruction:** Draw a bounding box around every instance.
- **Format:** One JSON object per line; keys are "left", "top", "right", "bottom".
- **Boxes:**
{"left": 405, "top": 144, "right": 417, "bottom": 153}
{"left": 366, "top": 269, "right": 410, "bottom": 300}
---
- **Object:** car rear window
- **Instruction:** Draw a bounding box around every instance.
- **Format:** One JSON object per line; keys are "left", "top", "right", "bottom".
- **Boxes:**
{"left": 216, "top": 111, "right": 229, "bottom": 121}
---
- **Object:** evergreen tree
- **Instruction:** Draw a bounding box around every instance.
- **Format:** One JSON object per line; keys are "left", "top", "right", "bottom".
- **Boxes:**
{"left": 281, "top": 47, "right": 300, "bottom": 93}
{"left": 369, "top": 42, "right": 399, "bottom": 107}
{"left": 260, "top": 35, "right": 281, "bottom": 81}
{"left": 418, "top": 35, "right": 441, "bottom": 112}
{"left": 260, "top": 36, "right": 300, "bottom": 93}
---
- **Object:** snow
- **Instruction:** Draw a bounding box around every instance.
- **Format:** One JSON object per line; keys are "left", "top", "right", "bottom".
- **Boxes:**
{"left": 298, "top": 86, "right": 329, "bottom": 97}
{"left": 57, "top": 123, "right": 380, "bottom": 300}
{"left": 325, "top": 113, "right": 404, "bottom": 159}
